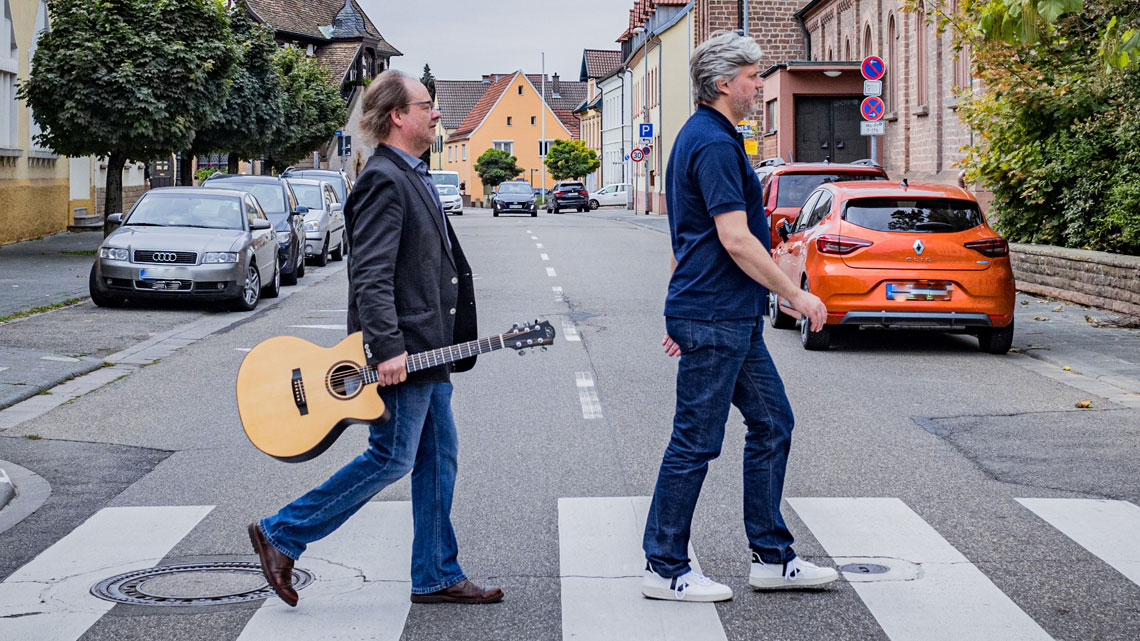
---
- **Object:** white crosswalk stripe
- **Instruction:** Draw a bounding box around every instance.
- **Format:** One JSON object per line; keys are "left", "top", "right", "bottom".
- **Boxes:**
{"left": 238, "top": 502, "right": 413, "bottom": 641}
{"left": 788, "top": 497, "right": 1055, "bottom": 641}
{"left": 558, "top": 497, "right": 727, "bottom": 641}
{"left": 0, "top": 506, "right": 213, "bottom": 641}
{"left": 1017, "top": 498, "right": 1140, "bottom": 587}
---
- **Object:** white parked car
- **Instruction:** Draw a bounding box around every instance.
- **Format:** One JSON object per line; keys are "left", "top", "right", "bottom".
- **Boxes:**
{"left": 285, "top": 178, "right": 346, "bottom": 266}
{"left": 436, "top": 184, "right": 463, "bottom": 215}
{"left": 589, "top": 183, "right": 631, "bottom": 210}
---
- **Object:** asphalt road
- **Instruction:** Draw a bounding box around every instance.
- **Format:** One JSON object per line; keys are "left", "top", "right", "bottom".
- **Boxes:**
{"left": 0, "top": 208, "right": 1137, "bottom": 641}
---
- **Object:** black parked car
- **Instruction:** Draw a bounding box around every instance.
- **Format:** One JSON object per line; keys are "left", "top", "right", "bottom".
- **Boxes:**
{"left": 546, "top": 181, "right": 589, "bottom": 213}
{"left": 492, "top": 181, "right": 538, "bottom": 217}
{"left": 201, "top": 174, "right": 307, "bottom": 285}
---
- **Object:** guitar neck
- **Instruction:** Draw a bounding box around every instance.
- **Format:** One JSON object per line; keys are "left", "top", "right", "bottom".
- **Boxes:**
{"left": 360, "top": 334, "right": 509, "bottom": 383}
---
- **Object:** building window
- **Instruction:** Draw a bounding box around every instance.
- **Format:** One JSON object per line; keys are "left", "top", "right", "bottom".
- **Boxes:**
{"left": 0, "top": 0, "right": 17, "bottom": 150}
{"left": 538, "top": 139, "right": 552, "bottom": 157}
{"left": 462, "top": 143, "right": 466, "bottom": 160}
{"left": 494, "top": 140, "right": 513, "bottom": 155}
{"left": 507, "top": 116, "right": 512, "bottom": 126}
{"left": 915, "top": 2, "right": 927, "bottom": 107}
{"left": 531, "top": 116, "right": 536, "bottom": 125}
{"left": 887, "top": 14, "right": 897, "bottom": 112}
{"left": 518, "top": 85, "right": 523, "bottom": 95}
{"left": 845, "top": 38, "right": 851, "bottom": 60}
{"left": 765, "top": 99, "right": 777, "bottom": 133}
{"left": 951, "top": 0, "right": 971, "bottom": 89}
{"left": 448, "top": 146, "right": 453, "bottom": 162}
{"left": 864, "top": 23, "right": 873, "bottom": 57}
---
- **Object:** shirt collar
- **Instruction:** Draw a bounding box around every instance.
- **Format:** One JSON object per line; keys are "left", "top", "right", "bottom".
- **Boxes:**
{"left": 696, "top": 104, "right": 737, "bottom": 135}
{"left": 386, "top": 144, "right": 428, "bottom": 175}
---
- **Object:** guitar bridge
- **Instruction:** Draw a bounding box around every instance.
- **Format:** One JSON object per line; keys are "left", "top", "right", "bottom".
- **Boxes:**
{"left": 291, "top": 368, "right": 308, "bottom": 416}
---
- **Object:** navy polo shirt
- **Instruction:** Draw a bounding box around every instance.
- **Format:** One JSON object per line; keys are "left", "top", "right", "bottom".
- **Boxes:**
{"left": 665, "top": 104, "right": 769, "bottom": 321}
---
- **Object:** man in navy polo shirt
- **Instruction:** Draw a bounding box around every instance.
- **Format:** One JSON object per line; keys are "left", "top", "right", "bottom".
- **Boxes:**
{"left": 640, "top": 31, "right": 839, "bottom": 602}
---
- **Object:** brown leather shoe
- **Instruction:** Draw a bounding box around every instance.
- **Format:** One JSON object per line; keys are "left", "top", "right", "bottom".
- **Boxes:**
{"left": 410, "top": 579, "right": 504, "bottom": 604}
{"left": 247, "top": 522, "right": 299, "bottom": 607}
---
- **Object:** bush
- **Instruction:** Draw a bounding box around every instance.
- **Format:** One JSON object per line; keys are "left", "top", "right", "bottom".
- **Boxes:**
{"left": 195, "top": 167, "right": 223, "bottom": 184}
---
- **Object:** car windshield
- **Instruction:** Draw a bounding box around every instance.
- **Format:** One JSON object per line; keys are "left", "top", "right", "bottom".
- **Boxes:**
{"left": 125, "top": 193, "right": 243, "bottom": 230}
{"left": 498, "top": 182, "right": 531, "bottom": 194}
{"left": 292, "top": 172, "right": 346, "bottom": 200}
{"left": 776, "top": 174, "right": 884, "bottom": 208}
{"left": 290, "top": 183, "right": 324, "bottom": 210}
{"left": 221, "top": 183, "right": 285, "bottom": 214}
{"left": 844, "top": 198, "right": 985, "bottom": 233}
{"left": 437, "top": 185, "right": 459, "bottom": 196}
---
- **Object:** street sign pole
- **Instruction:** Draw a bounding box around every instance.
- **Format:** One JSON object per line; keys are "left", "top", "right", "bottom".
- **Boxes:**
{"left": 860, "top": 56, "right": 887, "bottom": 166}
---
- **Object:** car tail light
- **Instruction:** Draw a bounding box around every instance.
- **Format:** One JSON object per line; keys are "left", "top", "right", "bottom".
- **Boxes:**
{"left": 817, "top": 234, "right": 873, "bottom": 255}
{"left": 555, "top": 191, "right": 566, "bottom": 196}
{"left": 964, "top": 237, "right": 1009, "bottom": 257}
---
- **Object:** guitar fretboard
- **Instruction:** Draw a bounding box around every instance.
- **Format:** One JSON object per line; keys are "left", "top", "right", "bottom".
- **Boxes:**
{"left": 359, "top": 334, "right": 509, "bottom": 384}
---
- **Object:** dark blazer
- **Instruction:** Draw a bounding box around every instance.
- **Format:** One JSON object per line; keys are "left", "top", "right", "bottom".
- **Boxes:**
{"left": 344, "top": 144, "right": 477, "bottom": 384}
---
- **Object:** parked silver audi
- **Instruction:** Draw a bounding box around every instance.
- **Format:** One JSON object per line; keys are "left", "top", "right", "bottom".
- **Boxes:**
{"left": 89, "top": 187, "right": 281, "bottom": 311}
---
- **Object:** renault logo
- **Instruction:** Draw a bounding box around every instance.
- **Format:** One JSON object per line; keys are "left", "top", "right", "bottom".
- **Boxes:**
{"left": 913, "top": 240, "right": 925, "bottom": 255}
{"left": 153, "top": 252, "right": 178, "bottom": 262}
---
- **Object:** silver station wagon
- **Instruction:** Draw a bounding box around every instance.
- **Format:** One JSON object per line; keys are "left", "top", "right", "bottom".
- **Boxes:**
{"left": 89, "top": 187, "right": 281, "bottom": 311}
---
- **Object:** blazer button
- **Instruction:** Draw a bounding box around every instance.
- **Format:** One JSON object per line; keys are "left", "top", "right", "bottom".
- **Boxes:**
{"left": 451, "top": 277, "right": 458, "bottom": 284}
{"left": 449, "top": 308, "right": 456, "bottom": 315}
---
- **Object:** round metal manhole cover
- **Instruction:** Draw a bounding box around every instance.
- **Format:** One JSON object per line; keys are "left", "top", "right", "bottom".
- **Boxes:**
{"left": 838, "top": 563, "right": 891, "bottom": 575}
{"left": 91, "top": 562, "right": 313, "bottom": 606}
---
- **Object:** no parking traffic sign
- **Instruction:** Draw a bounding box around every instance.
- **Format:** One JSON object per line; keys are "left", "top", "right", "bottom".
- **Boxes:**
{"left": 861, "top": 56, "right": 885, "bottom": 81}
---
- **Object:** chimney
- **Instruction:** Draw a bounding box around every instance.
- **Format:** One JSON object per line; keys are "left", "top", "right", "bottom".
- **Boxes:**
{"left": 552, "top": 73, "right": 561, "bottom": 96}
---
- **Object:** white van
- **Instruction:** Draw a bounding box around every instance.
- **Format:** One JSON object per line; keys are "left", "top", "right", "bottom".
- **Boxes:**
{"left": 429, "top": 170, "right": 460, "bottom": 190}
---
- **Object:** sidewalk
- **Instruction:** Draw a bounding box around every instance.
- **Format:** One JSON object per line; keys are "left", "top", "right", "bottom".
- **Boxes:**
{"left": 0, "top": 230, "right": 103, "bottom": 318}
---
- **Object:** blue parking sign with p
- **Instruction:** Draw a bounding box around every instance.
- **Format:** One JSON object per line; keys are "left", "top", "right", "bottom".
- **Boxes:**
{"left": 639, "top": 123, "right": 654, "bottom": 138}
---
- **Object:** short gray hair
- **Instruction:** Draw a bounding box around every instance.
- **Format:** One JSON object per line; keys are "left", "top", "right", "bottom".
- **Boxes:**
{"left": 360, "top": 69, "right": 415, "bottom": 144}
{"left": 690, "top": 31, "right": 763, "bottom": 105}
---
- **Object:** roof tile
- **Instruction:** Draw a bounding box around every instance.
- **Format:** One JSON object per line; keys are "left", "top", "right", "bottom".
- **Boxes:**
{"left": 435, "top": 80, "right": 489, "bottom": 131}
{"left": 583, "top": 49, "right": 622, "bottom": 79}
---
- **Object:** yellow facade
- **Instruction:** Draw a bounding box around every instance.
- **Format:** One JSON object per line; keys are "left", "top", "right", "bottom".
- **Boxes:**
{"left": 580, "top": 78, "right": 602, "bottom": 189}
{"left": 0, "top": 0, "right": 70, "bottom": 244}
{"left": 444, "top": 71, "right": 572, "bottom": 198}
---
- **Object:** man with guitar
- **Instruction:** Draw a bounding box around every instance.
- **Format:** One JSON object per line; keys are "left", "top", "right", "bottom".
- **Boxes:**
{"left": 247, "top": 70, "right": 503, "bottom": 607}
{"left": 640, "top": 32, "right": 839, "bottom": 602}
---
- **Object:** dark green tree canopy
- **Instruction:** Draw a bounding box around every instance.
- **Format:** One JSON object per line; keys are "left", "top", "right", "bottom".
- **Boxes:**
{"left": 544, "top": 139, "right": 600, "bottom": 181}
{"left": 474, "top": 148, "right": 522, "bottom": 189}
{"left": 20, "top": 0, "right": 237, "bottom": 159}
{"left": 267, "top": 46, "right": 347, "bottom": 170}
{"left": 421, "top": 63, "right": 436, "bottom": 100}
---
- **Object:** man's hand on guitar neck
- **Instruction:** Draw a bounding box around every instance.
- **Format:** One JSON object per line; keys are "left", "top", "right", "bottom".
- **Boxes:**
{"left": 376, "top": 352, "right": 408, "bottom": 386}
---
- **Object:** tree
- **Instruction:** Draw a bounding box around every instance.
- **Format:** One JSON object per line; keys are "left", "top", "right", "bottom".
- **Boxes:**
{"left": 20, "top": 0, "right": 237, "bottom": 229}
{"left": 544, "top": 139, "right": 600, "bottom": 181}
{"left": 186, "top": 0, "right": 282, "bottom": 179}
{"left": 474, "top": 148, "right": 522, "bottom": 190}
{"left": 264, "top": 47, "right": 347, "bottom": 172}
{"left": 421, "top": 63, "right": 436, "bottom": 100}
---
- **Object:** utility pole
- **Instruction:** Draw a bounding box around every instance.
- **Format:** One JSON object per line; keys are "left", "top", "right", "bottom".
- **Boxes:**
{"left": 541, "top": 53, "right": 547, "bottom": 198}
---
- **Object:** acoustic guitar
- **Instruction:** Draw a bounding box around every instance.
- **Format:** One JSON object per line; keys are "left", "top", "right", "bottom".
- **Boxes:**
{"left": 237, "top": 320, "right": 556, "bottom": 462}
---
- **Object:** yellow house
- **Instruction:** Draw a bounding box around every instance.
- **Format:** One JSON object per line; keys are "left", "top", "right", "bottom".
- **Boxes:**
{"left": 432, "top": 80, "right": 489, "bottom": 171}
{"left": 0, "top": 0, "right": 70, "bottom": 244}
{"left": 444, "top": 71, "right": 581, "bottom": 199}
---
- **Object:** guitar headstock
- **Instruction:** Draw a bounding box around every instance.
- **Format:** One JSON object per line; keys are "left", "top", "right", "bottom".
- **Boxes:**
{"left": 504, "top": 319, "right": 556, "bottom": 352}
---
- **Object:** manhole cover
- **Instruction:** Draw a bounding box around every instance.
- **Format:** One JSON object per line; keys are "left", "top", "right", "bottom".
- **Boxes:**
{"left": 91, "top": 562, "right": 313, "bottom": 606}
{"left": 838, "top": 563, "right": 890, "bottom": 575}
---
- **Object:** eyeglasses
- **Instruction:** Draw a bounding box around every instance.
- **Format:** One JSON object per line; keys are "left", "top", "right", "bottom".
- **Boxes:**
{"left": 404, "top": 100, "right": 434, "bottom": 110}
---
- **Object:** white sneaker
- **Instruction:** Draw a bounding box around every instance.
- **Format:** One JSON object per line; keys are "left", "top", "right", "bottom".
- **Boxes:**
{"left": 748, "top": 553, "right": 839, "bottom": 589}
{"left": 641, "top": 565, "right": 734, "bottom": 602}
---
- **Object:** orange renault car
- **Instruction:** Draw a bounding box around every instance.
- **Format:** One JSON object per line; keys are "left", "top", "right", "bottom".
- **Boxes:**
{"left": 768, "top": 180, "right": 1016, "bottom": 353}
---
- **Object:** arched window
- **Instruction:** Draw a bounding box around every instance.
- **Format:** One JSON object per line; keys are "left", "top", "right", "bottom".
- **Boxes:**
{"left": 916, "top": 2, "right": 927, "bottom": 106}
{"left": 887, "top": 14, "right": 897, "bottom": 112}
{"left": 827, "top": 47, "right": 833, "bottom": 60}
{"left": 29, "top": 0, "right": 49, "bottom": 150}
{"left": 864, "top": 23, "right": 873, "bottom": 56}
{"left": 0, "top": 0, "right": 17, "bottom": 149}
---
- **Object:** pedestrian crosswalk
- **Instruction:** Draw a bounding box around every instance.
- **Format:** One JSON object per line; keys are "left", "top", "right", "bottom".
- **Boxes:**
{"left": 2, "top": 497, "right": 1138, "bottom": 641}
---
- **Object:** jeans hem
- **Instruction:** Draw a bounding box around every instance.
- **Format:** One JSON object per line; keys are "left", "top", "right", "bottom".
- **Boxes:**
{"left": 411, "top": 572, "right": 468, "bottom": 594}
{"left": 645, "top": 560, "right": 692, "bottom": 580}
{"left": 260, "top": 520, "right": 300, "bottom": 561}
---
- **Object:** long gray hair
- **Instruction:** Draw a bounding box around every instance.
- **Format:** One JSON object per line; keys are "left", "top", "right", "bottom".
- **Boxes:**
{"left": 360, "top": 69, "right": 415, "bottom": 144}
{"left": 690, "top": 31, "right": 763, "bottom": 106}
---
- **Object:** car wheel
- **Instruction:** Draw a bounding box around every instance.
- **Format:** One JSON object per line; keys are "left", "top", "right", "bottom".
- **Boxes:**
{"left": 799, "top": 280, "right": 831, "bottom": 350}
{"left": 531, "top": 210, "right": 537, "bottom": 217}
{"left": 230, "top": 262, "right": 261, "bottom": 312}
{"left": 88, "top": 264, "right": 124, "bottom": 308}
{"left": 295, "top": 248, "right": 305, "bottom": 278}
{"left": 313, "top": 236, "right": 329, "bottom": 266}
{"left": 767, "top": 291, "right": 796, "bottom": 329}
{"left": 281, "top": 255, "right": 299, "bottom": 285}
{"left": 330, "top": 237, "right": 344, "bottom": 261}
{"left": 261, "top": 261, "right": 280, "bottom": 298}
{"left": 977, "top": 319, "right": 1014, "bottom": 354}
{"left": 493, "top": 210, "right": 499, "bottom": 217}
{"left": 553, "top": 203, "right": 560, "bottom": 214}
{"left": 589, "top": 199, "right": 600, "bottom": 210}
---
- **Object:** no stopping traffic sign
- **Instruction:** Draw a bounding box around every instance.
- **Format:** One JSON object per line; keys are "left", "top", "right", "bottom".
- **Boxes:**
{"left": 860, "top": 96, "right": 885, "bottom": 121}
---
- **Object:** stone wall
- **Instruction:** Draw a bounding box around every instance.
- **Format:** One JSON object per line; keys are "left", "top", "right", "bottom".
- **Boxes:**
{"left": 1011, "top": 243, "right": 1140, "bottom": 318}
{"left": 95, "top": 184, "right": 149, "bottom": 215}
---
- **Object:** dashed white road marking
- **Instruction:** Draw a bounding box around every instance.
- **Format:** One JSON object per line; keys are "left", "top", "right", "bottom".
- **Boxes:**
{"left": 526, "top": 229, "right": 533, "bottom": 234}
{"left": 536, "top": 243, "right": 544, "bottom": 248}
{"left": 575, "top": 371, "right": 602, "bottom": 419}
{"left": 290, "top": 325, "right": 347, "bottom": 330}
{"left": 0, "top": 367, "right": 8, "bottom": 373}
{"left": 541, "top": 253, "right": 550, "bottom": 261}
{"left": 1017, "top": 498, "right": 1140, "bottom": 587}
{"left": 234, "top": 348, "right": 252, "bottom": 353}
{"left": 547, "top": 267, "right": 557, "bottom": 277}
{"left": 553, "top": 286, "right": 564, "bottom": 302}
{"left": 531, "top": 235, "right": 538, "bottom": 240}
{"left": 563, "top": 321, "right": 580, "bottom": 341}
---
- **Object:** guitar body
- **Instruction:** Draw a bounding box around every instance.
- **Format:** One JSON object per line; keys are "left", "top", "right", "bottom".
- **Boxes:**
{"left": 236, "top": 332, "right": 388, "bottom": 462}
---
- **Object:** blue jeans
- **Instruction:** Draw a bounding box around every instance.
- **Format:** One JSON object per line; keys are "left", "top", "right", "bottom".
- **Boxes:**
{"left": 260, "top": 382, "right": 467, "bottom": 594}
{"left": 643, "top": 317, "right": 797, "bottom": 578}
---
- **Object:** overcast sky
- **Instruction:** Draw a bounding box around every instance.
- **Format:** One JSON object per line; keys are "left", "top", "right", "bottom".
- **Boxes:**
{"left": 357, "top": 0, "right": 630, "bottom": 81}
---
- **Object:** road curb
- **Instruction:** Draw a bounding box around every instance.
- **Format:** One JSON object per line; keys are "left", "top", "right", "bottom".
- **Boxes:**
{"left": 0, "top": 459, "right": 51, "bottom": 535}
{"left": 0, "top": 358, "right": 105, "bottom": 411}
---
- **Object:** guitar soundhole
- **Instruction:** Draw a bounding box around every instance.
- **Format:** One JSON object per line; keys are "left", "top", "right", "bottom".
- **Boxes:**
{"left": 327, "top": 362, "right": 364, "bottom": 400}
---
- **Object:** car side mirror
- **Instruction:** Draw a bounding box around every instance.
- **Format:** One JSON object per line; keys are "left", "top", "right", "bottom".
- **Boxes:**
{"left": 329, "top": 203, "right": 342, "bottom": 212}
{"left": 777, "top": 221, "right": 791, "bottom": 242}
{"left": 293, "top": 206, "right": 309, "bottom": 215}
{"left": 106, "top": 213, "right": 123, "bottom": 224}
{"left": 251, "top": 219, "right": 272, "bottom": 230}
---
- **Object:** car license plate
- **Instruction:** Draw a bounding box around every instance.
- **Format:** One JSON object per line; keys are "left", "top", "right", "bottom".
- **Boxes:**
{"left": 511, "top": 204, "right": 522, "bottom": 208}
{"left": 886, "top": 282, "right": 952, "bottom": 301}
